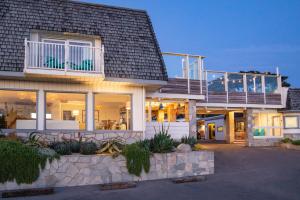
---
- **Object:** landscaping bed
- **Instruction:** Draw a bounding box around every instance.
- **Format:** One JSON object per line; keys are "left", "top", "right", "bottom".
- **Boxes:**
{"left": 280, "top": 138, "right": 300, "bottom": 150}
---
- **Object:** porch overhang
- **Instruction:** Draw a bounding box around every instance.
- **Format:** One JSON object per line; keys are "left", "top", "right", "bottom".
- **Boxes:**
{"left": 146, "top": 92, "right": 205, "bottom": 100}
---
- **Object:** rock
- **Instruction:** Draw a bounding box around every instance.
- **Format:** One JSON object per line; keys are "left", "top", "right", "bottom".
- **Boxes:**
{"left": 176, "top": 144, "right": 192, "bottom": 153}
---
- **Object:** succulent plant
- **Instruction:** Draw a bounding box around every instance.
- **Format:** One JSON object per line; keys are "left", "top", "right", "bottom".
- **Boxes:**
{"left": 80, "top": 142, "right": 97, "bottom": 155}
{"left": 50, "top": 142, "right": 72, "bottom": 155}
{"left": 97, "top": 138, "right": 125, "bottom": 155}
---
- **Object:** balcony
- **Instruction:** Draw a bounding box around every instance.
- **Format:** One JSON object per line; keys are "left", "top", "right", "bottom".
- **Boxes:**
{"left": 24, "top": 39, "right": 105, "bottom": 81}
{"left": 158, "top": 52, "right": 284, "bottom": 107}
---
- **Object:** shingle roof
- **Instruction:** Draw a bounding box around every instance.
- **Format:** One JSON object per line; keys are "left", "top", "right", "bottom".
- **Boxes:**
{"left": 0, "top": 0, "right": 168, "bottom": 81}
{"left": 285, "top": 88, "right": 300, "bottom": 111}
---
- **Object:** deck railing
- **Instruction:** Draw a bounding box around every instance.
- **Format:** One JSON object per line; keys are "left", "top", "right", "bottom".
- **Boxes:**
{"left": 24, "top": 39, "right": 104, "bottom": 74}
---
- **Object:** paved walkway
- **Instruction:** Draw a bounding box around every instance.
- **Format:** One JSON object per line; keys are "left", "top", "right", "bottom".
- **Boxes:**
{"left": 5, "top": 144, "right": 300, "bottom": 200}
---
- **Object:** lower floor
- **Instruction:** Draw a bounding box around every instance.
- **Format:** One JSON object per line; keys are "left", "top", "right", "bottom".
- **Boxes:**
{"left": 4, "top": 144, "right": 299, "bottom": 200}
{"left": 0, "top": 79, "right": 299, "bottom": 146}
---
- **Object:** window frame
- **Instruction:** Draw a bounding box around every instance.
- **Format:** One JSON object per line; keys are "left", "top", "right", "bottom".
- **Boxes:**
{"left": 283, "top": 115, "right": 299, "bottom": 129}
{"left": 252, "top": 112, "right": 283, "bottom": 138}
{"left": 0, "top": 89, "right": 38, "bottom": 131}
{"left": 44, "top": 91, "right": 88, "bottom": 131}
{"left": 93, "top": 92, "right": 133, "bottom": 131}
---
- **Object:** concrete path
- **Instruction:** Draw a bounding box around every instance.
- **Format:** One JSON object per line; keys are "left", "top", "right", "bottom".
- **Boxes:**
{"left": 4, "top": 144, "right": 300, "bottom": 200}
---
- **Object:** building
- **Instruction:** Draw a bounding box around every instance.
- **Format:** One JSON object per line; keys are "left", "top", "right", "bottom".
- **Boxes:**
{"left": 0, "top": 0, "right": 298, "bottom": 146}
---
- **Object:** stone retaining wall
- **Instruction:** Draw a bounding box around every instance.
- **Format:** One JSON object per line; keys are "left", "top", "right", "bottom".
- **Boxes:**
{"left": 0, "top": 151, "right": 214, "bottom": 191}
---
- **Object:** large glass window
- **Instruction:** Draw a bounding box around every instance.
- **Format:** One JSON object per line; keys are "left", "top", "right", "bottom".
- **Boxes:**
{"left": 284, "top": 116, "right": 299, "bottom": 128}
{"left": 145, "top": 101, "right": 187, "bottom": 122}
{"left": 247, "top": 75, "right": 262, "bottom": 93}
{"left": 207, "top": 72, "right": 225, "bottom": 92}
{"left": 252, "top": 112, "right": 283, "bottom": 137}
{"left": 0, "top": 90, "right": 37, "bottom": 129}
{"left": 94, "top": 94, "right": 131, "bottom": 130}
{"left": 46, "top": 92, "right": 86, "bottom": 130}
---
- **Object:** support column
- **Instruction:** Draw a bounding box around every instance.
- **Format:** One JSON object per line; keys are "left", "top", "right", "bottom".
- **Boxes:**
{"left": 37, "top": 89, "right": 45, "bottom": 131}
{"left": 246, "top": 109, "right": 254, "bottom": 147}
{"left": 188, "top": 100, "right": 197, "bottom": 138}
{"left": 87, "top": 91, "right": 94, "bottom": 131}
{"left": 225, "top": 111, "right": 235, "bottom": 143}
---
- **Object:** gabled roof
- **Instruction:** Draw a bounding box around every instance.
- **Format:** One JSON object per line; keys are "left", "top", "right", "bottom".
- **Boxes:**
{"left": 0, "top": 0, "right": 168, "bottom": 81}
{"left": 285, "top": 88, "right": 300, "bottom": 111}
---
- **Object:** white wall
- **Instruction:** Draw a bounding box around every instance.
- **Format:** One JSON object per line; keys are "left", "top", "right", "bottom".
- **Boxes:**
{"left": 0, "top": 80, "right": 145, "bottom": 132}
{"left": 204, "top": 118, "right": 226, "bottom": 141}
{"left": 145, "top": 122, "right": 189, "bottom": 140}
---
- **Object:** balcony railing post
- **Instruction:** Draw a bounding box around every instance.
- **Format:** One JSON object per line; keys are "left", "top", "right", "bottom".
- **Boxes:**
{"left": 65, "top": 41, "right": 69, "bottom": 72}
{"left": 198, "top": 56, "right": 203, "bottom": 94}
{"left": 101, "top": 45, "right": 105, "bottom": 74}
{"left": 262, "top": 75, "right": 266, "bottom": 104}
{"left": 24, "top": 38, "right": 28, "bottom": 71}
{"left": 186, "top": 55, "right": 190, "bottom": 94}
{"left": 243, "top": 74, "right": 247, "bottom": 104}
{"left": 206, "top": 70, "right": 208, "bottom": 102}
{"left": 225, "top": 72, "right": 228, "bottom": 103}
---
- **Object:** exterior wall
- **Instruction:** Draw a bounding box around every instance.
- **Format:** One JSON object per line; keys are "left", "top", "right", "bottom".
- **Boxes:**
{"left": 203, "top": 118, "right": 225, "bottom": 140}
{"left": 0, "top": 151, "right": 214, "bottom": 191}
{"left": 145, "top": 122, "right": 189, "bottom": 140}
{"left": 282, "top": 113, "right": 300, "bottom": 140}
{"left": 188, "top": 100, "right": 197, "bottom": 138}
{"left": 0, "top": 79, "right": 145, "bottom": 133}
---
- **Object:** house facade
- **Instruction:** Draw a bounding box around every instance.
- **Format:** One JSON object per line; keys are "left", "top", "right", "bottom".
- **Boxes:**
{"left": 0, "top": 0, "right": 298, "bottom": 146}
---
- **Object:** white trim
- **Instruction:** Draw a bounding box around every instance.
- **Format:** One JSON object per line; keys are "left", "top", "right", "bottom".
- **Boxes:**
{"left": 146, "top": 92, "right": 205, "bottom": 100}
{"left": 198, "top": 102, "right": 285, "bottom": 109}
{"left": 253, "top": 136, "right": 283, "bottom": 139}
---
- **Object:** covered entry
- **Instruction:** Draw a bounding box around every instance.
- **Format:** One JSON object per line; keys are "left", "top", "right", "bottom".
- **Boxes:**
{"left": 197, "top": 108, "right": 247, "bottom": 143}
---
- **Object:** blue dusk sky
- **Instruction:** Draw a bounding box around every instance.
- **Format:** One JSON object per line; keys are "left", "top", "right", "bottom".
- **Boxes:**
{"left": 83, "top": 0, "right": 300, "bottom": 87}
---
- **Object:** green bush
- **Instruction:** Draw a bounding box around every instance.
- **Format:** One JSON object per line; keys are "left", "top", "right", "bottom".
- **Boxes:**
{"left": 37, "top": 148, "right": 60, "bottom": 163}
{"left": 291, "top": 140, "right": 300, "bottom": 146}
{"left": 70, "top": 140, "right": 81, "bottom": 153}
{"left": 80, "top": 142, "right": 97, "bottom": 155}
{"left": 150, "top": 132, "right": 174, "bottom": 153}
{"left": 122, "top": 142, "right": 150, "bottom": 177}
{"left": 172, "top": 140, "right": 181, "bottom": 148}
{"left": 181, "top": 136, "right": 197, "bottom": 147}
{"left": 282, "top": 138, "right": 292, "bottom": 143}
{"left": 0, "top": 140, "right": 57, "bottom": 184}
{"left": 50, "top": 142, "right": 72, "bottom": 155}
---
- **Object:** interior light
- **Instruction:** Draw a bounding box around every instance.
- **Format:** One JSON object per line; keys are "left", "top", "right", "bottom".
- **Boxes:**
{"left": 31, "top": 113, "right": 37, "bottom": 119}
{"left": 46, "top": 114, "right": 52, "bottom": 119}
{"left": 72, "top": 110, "right": 79, "bottom": 116}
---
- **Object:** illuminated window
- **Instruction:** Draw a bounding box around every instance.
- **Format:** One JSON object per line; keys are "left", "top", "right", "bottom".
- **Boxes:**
{"left": 284, "top": 116, "right": 299, "bottom": 128}
{"left": 94, "top": 94, "right": 131, "bottom": 130}
{"left": 46, "top": 92, "right": 86, "bottom": 130}
{"left": 252, "top": 112, "right": 282, "bottom": 137}
{"left": 0, "top": 90, "right": 37, "bottom": 129}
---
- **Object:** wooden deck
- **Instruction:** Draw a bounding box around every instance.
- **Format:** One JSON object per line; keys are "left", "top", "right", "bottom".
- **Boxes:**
{"left": 160, "top": 78, "right": 282, "bottom": 105}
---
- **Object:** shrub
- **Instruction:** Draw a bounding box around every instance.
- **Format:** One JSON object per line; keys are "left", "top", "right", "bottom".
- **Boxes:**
{"left": 37, "top": 148, "right": 60, "bottom": 163}
{"left": 291, "top": 140, "right": 300, "bottom": 146}
{"left": 80, "top": 142, "right": 97, "bottom": 155}
{"left": 70, "top": 140, "right": 81, "bottom": 153}
{"left": 150, "top": 132, "right": 174, "bottom": 153}
{"left": 25, "top": 131, "right": 46, "bottom": 148}
{"left": 122, "top": 142, "right": 150, "bottom": 176}
{"left": 0, "top": 140, "right": 57, "bottom": 184}
{"left": 97, "top": 138, "right": 125, "bottom": 155}
{"left": 193, "top": 143, "right": 204, "bottom": 151}
{"left": 181, "top": 136, "right": 197, "bottom": 147}
{"left": 50, "top": 142, "right": 72, "bottom": 155}
{"left": 282, "top": 138, "right": 292, "bottom": 143}
{"left": 172, "top": 140, "right": 181, "bottom": 148}
{"left": 136, "top": 139, "right": 151, "bottom": 151}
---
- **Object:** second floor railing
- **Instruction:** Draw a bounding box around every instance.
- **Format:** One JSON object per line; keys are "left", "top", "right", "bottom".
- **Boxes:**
{"left": 24, "top": 39, "right": 104, "bottom": 74}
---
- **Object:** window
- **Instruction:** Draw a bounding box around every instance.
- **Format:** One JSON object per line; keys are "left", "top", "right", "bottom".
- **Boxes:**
{"left": 265, "top": 76, "right": 279, "bottom": 93}
{"left": 252, "top": 112, "right": 283, "bottom": 137}
{"left": 207, "top": 72, "right": 225, "bottom": 92}
{"left": 247, "top": 75, "right": 262, "bottom": 93}
{"left": 146, "top": 101, "right": 187, "bottom": 122}
{"left": 228, "top": 73, "right": 244, "bottom": 92}
{"left": 94, "top": 94, "right": 131, "bottom": 130}
{"left": 0, "top": 90, "right": 37, "bottom": 129}
{"left": 284, "top": 116, "right": 299, "bottom": 128}
{"left": 46, "top": 92, "right": 86, "bottom": 130}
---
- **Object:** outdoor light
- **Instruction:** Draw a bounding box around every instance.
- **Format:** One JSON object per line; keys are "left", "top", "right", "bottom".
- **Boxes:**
{"left": 72, "top": 110, "right": 79, "bottom": 116}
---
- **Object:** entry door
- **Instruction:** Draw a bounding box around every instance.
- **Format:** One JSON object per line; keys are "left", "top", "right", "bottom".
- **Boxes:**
{"left": 208, "top": 123, "right": 216, "bottom": 139}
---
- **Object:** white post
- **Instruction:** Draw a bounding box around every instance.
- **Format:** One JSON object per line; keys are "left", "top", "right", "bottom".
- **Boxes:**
{"left": 206, "top": 70, "right": 208, "bottom": 102}
{"left": 65, "top": 41, "right": 69, "bottom": 73}
{"left": 24, "top": 38, "right": 28, "bottom": 72}
{"left": 198, "top": 56, "right": 203, "bottom": 94}
{"left": 225, "top": 72, "right": 228, "bottom": 103}
{"left": 186, "top": 55, "right": 190, "bottom": 94}
{"left": 101, "top": 45, "right": 105, "bottom": 74}
{"left": 37, "top": 89, "right": 45, "bottom": 131}
{"left": 86, "top": 91, "right": 94, "bottom": 131}
{"left": 243, "top": 74, "right": 248, "bottom": 103}
{"left": 262, "top": 75, "right": 266, "bottom": 104}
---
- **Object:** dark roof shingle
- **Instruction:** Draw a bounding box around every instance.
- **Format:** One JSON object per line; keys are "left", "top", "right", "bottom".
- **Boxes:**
{"left": 285, "top": 88, "right": 300, "bottom": 111}
{"left": 0, "top": 0, "right": 168, "bottom": 81}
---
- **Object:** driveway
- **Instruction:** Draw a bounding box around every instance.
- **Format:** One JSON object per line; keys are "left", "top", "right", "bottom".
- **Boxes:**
{"left": 4, "top": 144, "right": 300, "bottom": 200}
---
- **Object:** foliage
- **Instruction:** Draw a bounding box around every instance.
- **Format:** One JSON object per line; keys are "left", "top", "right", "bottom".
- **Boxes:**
{"left": 2, "top": 132, "right": 21, "bottom": 142}
{"left": 97, "top": 138, "right": 125, "bottom": 155}
{"left": 122, "top": 142, "right": 150, "bottom": 177}
{"left": 193, "top": 143, "right": 204, "bottom": 151}
{"left": 0, "top": 140, "right": 57, "bottom": 184}
{"left": 0, "top": 129, "right": 5, "bottom": 138}
{"left": 150, "top": 132, "right": 174, "bottom": 153}
{"left": 80, "top": 142, "right": 97, "bottom": 155}
{"left": 282, "top": 138, "right": 292, "bottom": 143}
{"left": 291, "top": 140, "right": 300, "bottom": 146}
{"left": 181, "top": 136, "right": 197, "bottom": 147}
{"left": 172, "top": 140, "right": 181, "bottom": 148}
{"left": 37, "top": 148, "right": 60, "bottom": 164}
{"left": 50, "top": 142, "right": 72, "bottom": 155}
{"left": 25, "top": 131, "right": 46, "bottom": 148}
{"left": 70, "top": 139, "right": 81, "bottom": 153}
{"left": 136, "top": 139, "right": 151, "bottom": 151}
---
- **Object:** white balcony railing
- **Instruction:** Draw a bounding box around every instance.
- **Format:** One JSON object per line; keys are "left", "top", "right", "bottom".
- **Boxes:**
{"left": 24, "top": 39, "right": 104, "bottom": 75}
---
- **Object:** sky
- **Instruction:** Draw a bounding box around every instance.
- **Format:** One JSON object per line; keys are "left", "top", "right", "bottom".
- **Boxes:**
{"left": 83, "top": 0, "right": 300, "bottom": 87}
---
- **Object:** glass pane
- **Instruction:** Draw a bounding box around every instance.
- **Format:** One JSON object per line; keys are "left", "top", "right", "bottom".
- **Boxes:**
{"left": 0, "top": 90, "right": 36, "bottom": 129}
{"left": 46, "top": 92, "right": 86, "bottom": 130}
{"left": 247, "top": 75, "right": 262, "bottom": 93}
{"left": 265, "top": 76, "right": 278, "bottom": 93}
{"left": 69, "top": 41, "right": 93, "bottom": 71}
{"left": 207, "top": 72, "right": 225, "bottom": 92}
{"left": 284, "top": 116, "right": 298, "bottom": 128}
{"left": 94, "top": 94, "right": 131, "bottom": 130}
{"left": 228, "top": 73, "right": 243, "bottom": 92}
